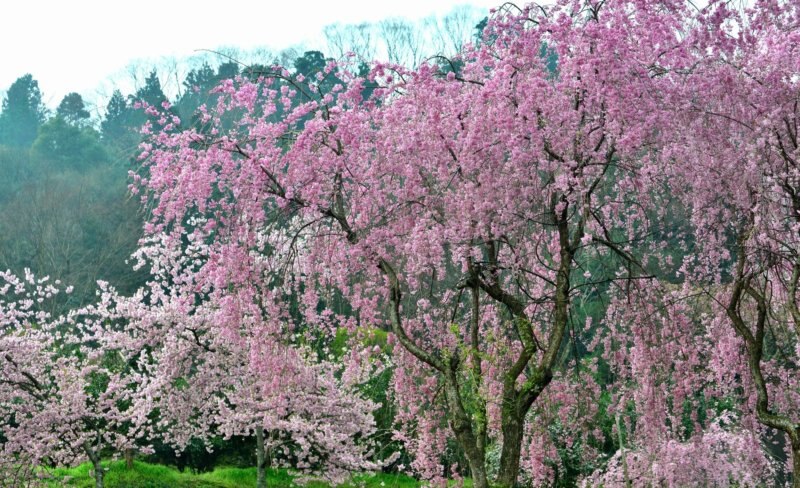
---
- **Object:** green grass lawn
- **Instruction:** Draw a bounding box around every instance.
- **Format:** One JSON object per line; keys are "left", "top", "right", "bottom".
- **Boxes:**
{"left": 45, "top": 460, "right": 422, "bottom": 488}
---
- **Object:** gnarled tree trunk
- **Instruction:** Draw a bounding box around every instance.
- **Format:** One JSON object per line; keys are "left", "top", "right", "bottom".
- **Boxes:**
{"left": 497, "top": 408, "right": 525, "bottom": 488}
{"left": 726, "top": 240, "right": 800, "bottom": 488}
{"left": 443, "top": 363, "right": 488, "bottom": 488}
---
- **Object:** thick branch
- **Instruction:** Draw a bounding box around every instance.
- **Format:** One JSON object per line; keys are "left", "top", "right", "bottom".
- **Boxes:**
{"left": 470, "top": 285, "right": 488, "bottom": 456}
{"left": 379, "top": 258, "right": 444, "bottom": 372}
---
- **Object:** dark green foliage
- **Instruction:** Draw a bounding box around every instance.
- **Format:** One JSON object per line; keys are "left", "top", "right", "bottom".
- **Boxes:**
{"left": 216, "top": 61, "right": 240, "bottom": 80}
{"left": 540, "top": 43, "right": 558, "bottom": 75}
{"left": 544, "top": 421, "right": 596, "bottom": 487}
{"left": 57, "top": 92, "right": 91, "bottom": 126}
{"left": 145, "top": 437, "right": 255, "bottom": 474}
{"left": 32, "top": 117, "right": 108, "bottom": 168}
{"left": 0, "top": 74, "right": 47, "bottom": 148}
{"left": 135, "top": 70, "right": 168, "bottom": 109}
{"left": 294, "top": 51, "right": 327, "bottom": 79}
{"left": 183, "top": 63, "right": 217, "bottom": 94}
{"left": 102, "top": 71, "right": 172, "bottom": 158}
{"left": 101, "top": 90, "right": 137, "bottom": 147}
{"left": 176, "top": 63, "right": 216, "bottom": 124}
{"left": 294, "top": 51, "right": 345, "bottom": 97}
{"left": 122, "top": 70, "right": 173, "bottom": 136}
{"left": 474, "top": 17, "right": 488, "bottom": 42}
{"left": 176, "top": 62, "right": 241, "bottom": 130}
{"left": 100, "top": 89, "right": 145, "bottom": 163}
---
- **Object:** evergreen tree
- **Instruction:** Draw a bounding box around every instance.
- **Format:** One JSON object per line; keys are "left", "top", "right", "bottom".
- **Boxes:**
{"left": 0, "top": 74, "right": 47, "bottom": 148}
{"left": 176, "top": 63, "right": 217, "bottom": 123}
{"left": 293, "top": 51, "right": 343, "bottom": 99}
{"left": 216, "top": 61, "right": 240, "bottom": 81}
{"left": 133, "top": 69, "right": 167, "bottom": 108}
{"left": 294, "top": 51, "right": 327, "bottom": 79}
{"left": 101, "top": 90, "right": 130, "bottom": 141}
{"left": 101, "top": 90, "right": 141, "bottom": 157}
{"left": 56, "top": 92, "right": 91, "bottom": 127}
{"left": 177, "top": 62, "right": 244, "bottom": 131}
{"left": 32, "top": 117, "right": 107, "bottom": 169}
{"left": 129, "top": 70, "right": 172, "bottom": 133}
{"left": 183, "top": 63, "right": 216, "bottom": 94}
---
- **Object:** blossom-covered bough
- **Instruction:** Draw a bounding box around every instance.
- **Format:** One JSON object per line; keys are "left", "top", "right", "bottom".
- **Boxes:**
{"left": 0, "top": 270, "right": 143, "bottom": 488}
{"left": 588, "top": 282, "right": 779, "bottom": 486}
{"left": 92, "top": 235, "right": 384, "bottom": 488}
{"left": 133, "top": 1, "right": 696, "bottom": 486}
{"left": 652, "top": 0, "right": 800, "bottom": 484}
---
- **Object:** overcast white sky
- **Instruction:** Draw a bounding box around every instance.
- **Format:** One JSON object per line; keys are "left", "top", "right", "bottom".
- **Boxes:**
{"left": 1, "top": 0, "right": 499, "bottom": 110}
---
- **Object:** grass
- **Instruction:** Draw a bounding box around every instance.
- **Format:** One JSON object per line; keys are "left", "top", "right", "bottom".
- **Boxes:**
{"left": 44, "top": 460, "right": 423, "bottom": 488}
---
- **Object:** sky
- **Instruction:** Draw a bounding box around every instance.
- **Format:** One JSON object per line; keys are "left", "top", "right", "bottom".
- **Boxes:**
{"left": 0, "top": 0, "right": 499, "bottom": 111}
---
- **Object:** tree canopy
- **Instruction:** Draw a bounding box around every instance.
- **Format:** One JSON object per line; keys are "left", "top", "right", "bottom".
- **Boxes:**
{"left": 0, "top": 74, "right": 47, "bottom": 148}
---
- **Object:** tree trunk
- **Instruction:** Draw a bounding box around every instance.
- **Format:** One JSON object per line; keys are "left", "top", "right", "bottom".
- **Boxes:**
{"left": 453, "top": 428, "right": 488, "bottom": 488}
{"left": 256, "top": 428, "right": 268, "bottom": 488}
{"left": 450, "top": 424, "right": 488, "bottom": 488}
{"left": 443, "top": 366, "right": 488, "bottom": 488}
{"left": 125, "top": 448, "right": 134, "bottom": 469}
{"left": 497, "top": 409, "right": 524, "bottom": 488}
{"left": 726, "top": 247, "right": 800, "bottom": 488}
{"left": 84, "top": 446, "right": 104, "bottom": 488}
{"left": 792, "top": 439, "right": 800, "bottom": 488}
{"left": 93, "top": 460, "right": 104, "bottom": 488}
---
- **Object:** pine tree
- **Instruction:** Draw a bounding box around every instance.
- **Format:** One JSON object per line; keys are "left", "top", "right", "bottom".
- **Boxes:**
{"left": 56, "top": 92, "right": 91, "bottom": 127}
{"left": 0, "top": 74, "right": 47, "bottom": 148}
